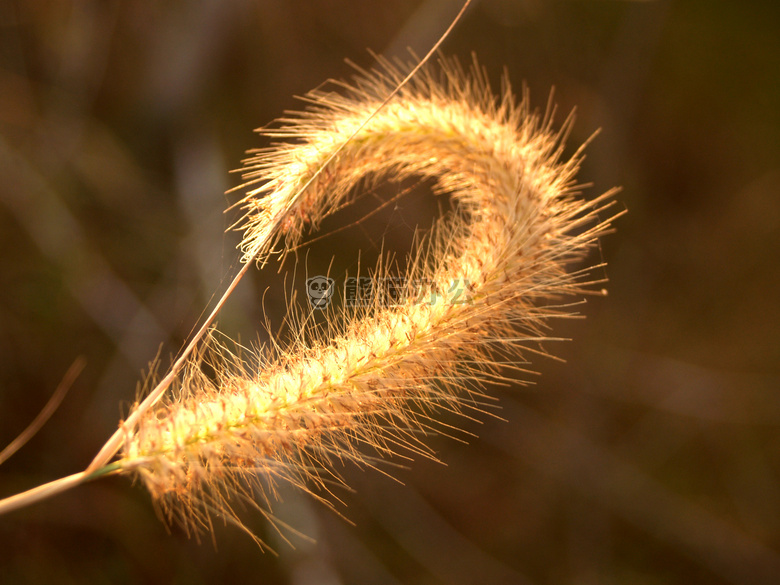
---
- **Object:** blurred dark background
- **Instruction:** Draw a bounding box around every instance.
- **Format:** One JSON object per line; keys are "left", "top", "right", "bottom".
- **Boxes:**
{"left": 1, "top": 1, "right": 778, "bottom": 583}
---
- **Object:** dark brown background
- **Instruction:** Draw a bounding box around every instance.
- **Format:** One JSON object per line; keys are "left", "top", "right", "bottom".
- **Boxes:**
{"left": 1, "top": 1, "right": 778, "bottom": 583}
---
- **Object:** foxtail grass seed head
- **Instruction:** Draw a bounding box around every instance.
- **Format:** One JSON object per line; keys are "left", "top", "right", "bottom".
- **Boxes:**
{"left": 119, "top": 55, "right": 619, "bottom": 544}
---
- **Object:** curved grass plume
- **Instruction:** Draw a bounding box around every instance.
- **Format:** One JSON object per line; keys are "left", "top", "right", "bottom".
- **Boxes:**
{"left": 0, "top": 54, "right": 618, "bottom": 548}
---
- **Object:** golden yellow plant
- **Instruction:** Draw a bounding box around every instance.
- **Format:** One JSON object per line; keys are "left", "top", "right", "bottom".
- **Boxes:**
{"left": 0, "top": 51, "right": 619, "bottom": 547}
{"left": 124, "top": 53, "right": 616, "bottom": 541}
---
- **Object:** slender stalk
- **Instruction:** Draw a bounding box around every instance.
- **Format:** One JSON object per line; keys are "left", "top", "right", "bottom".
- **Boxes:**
{"left": 0, "top": 358, "right": 85, "bottom": 467}
{"left": 85, "top": 260, "right": 254, "bottom": 474}
{"left": 0, "top": 465, "right": 119, "bottom": 516}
